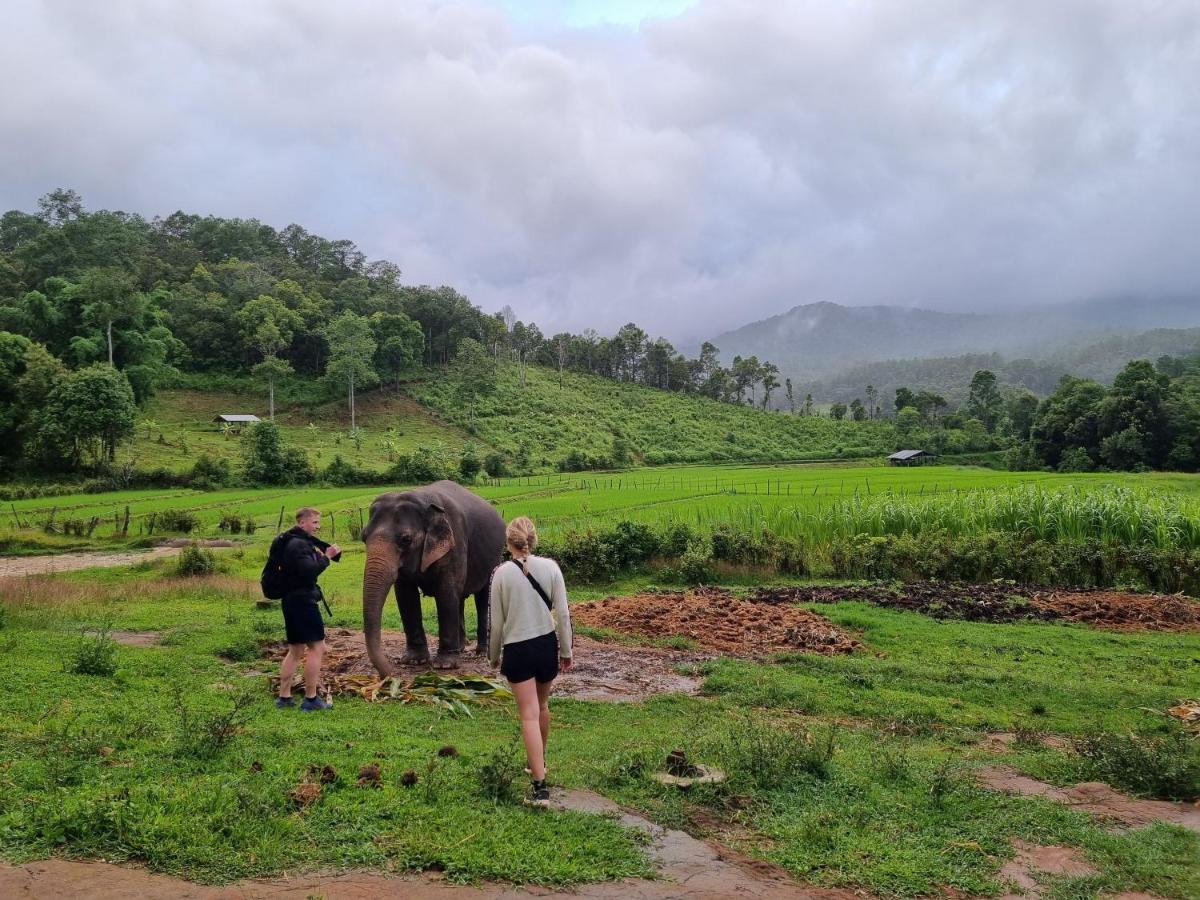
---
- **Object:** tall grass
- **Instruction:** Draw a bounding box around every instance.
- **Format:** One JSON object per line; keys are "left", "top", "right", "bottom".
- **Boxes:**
{"left": 550, "top": 486, "right": 1200, "bottom": 551}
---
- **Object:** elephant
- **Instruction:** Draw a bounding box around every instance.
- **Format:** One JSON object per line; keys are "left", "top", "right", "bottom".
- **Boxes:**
{"left": 361, "top": 480, "right": 505, "bottom": 673}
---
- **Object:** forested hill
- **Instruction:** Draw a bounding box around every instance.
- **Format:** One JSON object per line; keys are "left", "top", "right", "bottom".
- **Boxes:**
{"left": 803, "top": 327, "right": 1200, "bottom": 406}
{"left": 0, "top": 190, "right": 895, "bottom": 480}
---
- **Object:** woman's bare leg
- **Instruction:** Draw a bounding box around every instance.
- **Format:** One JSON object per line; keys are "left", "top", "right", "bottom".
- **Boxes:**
{"left": 536, "top": 679, "right": 553, "bottom": 763}
{"left": 510, "top": 678, "right": 545, "bottom": 781}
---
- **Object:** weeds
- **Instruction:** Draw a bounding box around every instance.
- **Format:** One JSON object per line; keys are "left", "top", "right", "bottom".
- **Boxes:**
{"left": 66, "top": 625, "right": 118, "bottom": 676}
{"left": 1072, "top": 727, "right": 1200, "bottom": 800}
{"left": 477, "top": 738, "right": 525, "bottom": 803}
{"left": 170, "top": 684, "right": 256, "bottom": 759}
{"left": 713, "top": 717, "right": 837, "bottom": 791}
{"left": 871, "top": 744, "right": 914, "bottom": 783}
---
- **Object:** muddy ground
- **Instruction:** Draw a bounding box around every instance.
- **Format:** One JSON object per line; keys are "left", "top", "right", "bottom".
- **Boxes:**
{"left": 265, "top": 628, "right": 711, "bottom": 702}
{"left": 0, "top": 540, "right": 238, "bottom": 578}
{"left": 750, "top": 582, "right": 1200, "bottom": 631}
{"left": 573, "top": 587, "right": 860, "bottom": 656}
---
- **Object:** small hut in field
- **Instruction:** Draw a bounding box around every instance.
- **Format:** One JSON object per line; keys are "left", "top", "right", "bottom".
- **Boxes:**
{"left": 887, "top": 449, "right": 936, "bottom": 466}
{"left": 213, "top": 414, "right": 261, "bottom": 434}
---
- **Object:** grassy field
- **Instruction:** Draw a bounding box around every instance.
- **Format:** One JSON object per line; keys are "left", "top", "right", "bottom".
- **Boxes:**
{"left": 5, "top": 462, "right": 1199, "bottom": 554}
{"left": 0, "top": 558, "right": 1196, "bottom": 897}
{"left": 118, "top": 388, "right": 486, "bottom": 475}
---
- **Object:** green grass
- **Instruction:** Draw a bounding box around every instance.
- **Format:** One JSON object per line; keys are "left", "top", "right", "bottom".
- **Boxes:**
{"left": 413, "top": 360, "right": 896, "bottom": 467}
{"left": 5, "top": 462, "right": 1200, "bottom": 560}
{"left": 0, "top": 564, "right": 1196, "bottom": 896}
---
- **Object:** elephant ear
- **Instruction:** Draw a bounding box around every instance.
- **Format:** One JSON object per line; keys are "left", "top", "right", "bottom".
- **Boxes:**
{"left": 421, "top": 503, "right": 456, "bottom": 572}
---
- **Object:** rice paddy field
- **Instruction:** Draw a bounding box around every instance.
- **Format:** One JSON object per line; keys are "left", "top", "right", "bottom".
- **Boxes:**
{"left": 5, "top": 463, "right": 1200, "bottom": 553}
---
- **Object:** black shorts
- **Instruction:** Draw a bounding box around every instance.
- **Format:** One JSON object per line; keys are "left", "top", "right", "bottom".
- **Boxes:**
{"left": 281, "top": 593, "right": 325, "bottom": 645}
{"left": 501, "top": 631, "right": 558, "bottom": 684}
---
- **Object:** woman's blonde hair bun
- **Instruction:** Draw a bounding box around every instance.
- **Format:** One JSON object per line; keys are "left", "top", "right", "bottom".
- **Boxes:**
{"left": 506, "top": 516, "right": 537, "bottom": 553}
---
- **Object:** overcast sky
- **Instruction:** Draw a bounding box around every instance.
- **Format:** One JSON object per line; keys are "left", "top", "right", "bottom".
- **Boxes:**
{"left": 2, "top": 0, "right": 1198, "bottom": 343}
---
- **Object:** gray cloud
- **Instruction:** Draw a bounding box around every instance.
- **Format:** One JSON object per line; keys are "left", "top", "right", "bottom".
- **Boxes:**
{"left": 2, "top": 0, "right": 1197, "bottom": 343}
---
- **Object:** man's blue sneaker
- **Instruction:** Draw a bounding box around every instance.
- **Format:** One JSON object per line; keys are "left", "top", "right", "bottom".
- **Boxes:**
{"left": 275, "top": 696, "right": 296, "bottom": 709}
{"left": 300, "top": 696, "right": 332, "bottom": 712}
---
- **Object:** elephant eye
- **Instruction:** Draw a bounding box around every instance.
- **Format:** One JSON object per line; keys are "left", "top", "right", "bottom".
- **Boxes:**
{"left": 398, "top": 534, "right": 413, "bottom": 546}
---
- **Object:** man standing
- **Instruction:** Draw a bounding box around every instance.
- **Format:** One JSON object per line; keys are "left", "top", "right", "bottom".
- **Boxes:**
{"left": 276, "top": 506, "right": 341, "bottom": 711}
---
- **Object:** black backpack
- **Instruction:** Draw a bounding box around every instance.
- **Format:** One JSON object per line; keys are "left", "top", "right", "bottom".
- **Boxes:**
{"left": 260, "top": 532, "right": 295, "bottom": 600}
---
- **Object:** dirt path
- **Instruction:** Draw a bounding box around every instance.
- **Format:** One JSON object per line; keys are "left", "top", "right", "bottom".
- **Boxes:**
{"left": 977, "top": 766, "right": 1200, "bottom": 833}
{"left": 0, "top": 541, "right": 237, "bottom": 578}
{"left": 0, "top": 787, "right": 855, "bottom": 900}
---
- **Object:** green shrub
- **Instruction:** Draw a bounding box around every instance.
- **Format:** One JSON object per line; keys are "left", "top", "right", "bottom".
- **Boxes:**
{"left": 1072, "top": 728, "right": 1200, "bottom": 800}
{"left": 459, "top": 444, "right": 482, "bottom": 482}
{"left": 673, "top": 535, "right": 714, "bottom": 584}
{"left": 190, "top": 453, "right": 232, "bottom": 490}
{"left": 146, "top": 508, "right": 200, "bottom": 534}
{"left": 67, "top": 627, "right": 118, "bottom": 677}
{"left": 323, "top": 454, "right": 373, "bottom": 486}
{"left": 483, "top": 452, "right": 510, "bottom": 478}
{"left": 390, "top": 442, "right": 454, "bottom": 484}
{"left": 175, "top": 542, "right": 216, "bottom": 577}
{"left": 242, "top": 421, "right": 314, "bottom": 485}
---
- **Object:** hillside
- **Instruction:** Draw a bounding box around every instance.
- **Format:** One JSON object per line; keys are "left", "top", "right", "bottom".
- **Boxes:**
{"left": 118, "top": 363, "right": 897, "bottom": 476}
{"left": 412, "top": 362, "right": 896, "bottom": 468}
{"left": 121, "top": 387, "right": 485, "bottom": 475}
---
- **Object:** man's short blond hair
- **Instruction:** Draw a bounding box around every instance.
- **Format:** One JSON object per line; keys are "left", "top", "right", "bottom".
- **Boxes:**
{"left": 295, "top": 506, "right": 320, "bottom": 522}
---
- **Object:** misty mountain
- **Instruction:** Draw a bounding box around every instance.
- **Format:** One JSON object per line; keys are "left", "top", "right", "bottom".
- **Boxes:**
{"left": 708, "top": 297, "right": 1200, "bottom": 383}
{"left": 798, "top": 327, "right": 1200, "bottom": 407}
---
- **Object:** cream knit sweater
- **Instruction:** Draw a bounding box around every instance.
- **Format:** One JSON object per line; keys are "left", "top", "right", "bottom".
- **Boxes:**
{"left": 487, "top": 555, "right": 573, "bottom": 666}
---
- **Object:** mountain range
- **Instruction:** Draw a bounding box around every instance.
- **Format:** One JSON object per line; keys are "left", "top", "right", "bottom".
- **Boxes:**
{"left": 705, "top": 297, "right": 1200, "bottom": 400}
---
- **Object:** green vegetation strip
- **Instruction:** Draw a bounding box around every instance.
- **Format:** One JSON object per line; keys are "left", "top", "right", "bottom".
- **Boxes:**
{"left": 0, "top": 564, "right": 1196, "bottom": 896}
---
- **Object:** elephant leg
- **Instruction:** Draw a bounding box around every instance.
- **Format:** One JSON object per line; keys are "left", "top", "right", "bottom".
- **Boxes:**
{"left": 396, "top": 582, "right": 430, "bottom": 665}
{"left": 473, "top": 585, "right": 489, "bottom": 655}
{"left": 433, "top": 590, "right": 465, "bottom": 669}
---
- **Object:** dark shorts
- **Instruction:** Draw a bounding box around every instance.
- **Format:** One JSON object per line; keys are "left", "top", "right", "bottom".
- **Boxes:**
{"left": 501, "top": 631, "right": 558, "bottom": 684}
{"left": 282, "top": 593, "right": 325, "bottom": 645}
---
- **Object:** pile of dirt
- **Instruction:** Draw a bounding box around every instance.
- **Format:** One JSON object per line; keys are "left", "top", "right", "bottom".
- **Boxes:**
{"left": 750, "top": 583, "right": 1057, "bottom": 624}
{"left": 1034, "top": 590, "right": 1200, "bottom": 630}
{"left": 749, "top": 582, "right": 1200, "bottom": 631}
{"left": 574, "top": 588, "right": 860, "bottom": 656}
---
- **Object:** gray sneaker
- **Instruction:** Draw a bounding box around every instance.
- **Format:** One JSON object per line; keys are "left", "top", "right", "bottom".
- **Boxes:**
{"left": 275, "top": 696, "right": 295, "bottom": 709}
{"left": 300, "top": 696, "right": 332, "bottom": 712}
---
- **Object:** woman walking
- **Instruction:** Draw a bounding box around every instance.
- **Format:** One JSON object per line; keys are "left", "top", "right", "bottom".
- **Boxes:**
{"left": 487, "top": 516, "right": 573, "bottom": 807}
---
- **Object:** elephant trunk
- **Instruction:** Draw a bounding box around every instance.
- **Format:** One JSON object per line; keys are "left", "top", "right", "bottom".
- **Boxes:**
{"left": 362, "top": 539, "right": 400, "bottom": 676}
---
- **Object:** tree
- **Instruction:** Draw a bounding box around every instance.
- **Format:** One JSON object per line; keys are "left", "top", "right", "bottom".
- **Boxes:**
{"left": 78, "top": 267, "right": 144, "bottom": 367}
{"left": 849, "top": 398, "right": 867, "bottom": 421}
{"left": 895, "top": 386, "right": 916, "bottom": 414}
{"left": 324, "top": 312, "right": 377, "bottom": 431}
{"left": 454, "top": 337, "right": 497, "bottom": 429}
{"left": 32, "top": 364, "right": 136, "bottom": 467}
{"left": 1099, "top": 360, "right": 1171, "bottom": 468}
{"left": 1004, "top": 390, "right": 1040, "bottom": 440}
{"left": 896, "top": 406, "right": 921, "bottom": 435}
{"left": 1030, "top": 376, "right": 1107, "bottom": 469}
{"left": 965, "top": 370, "right": 1003, "bottom": 432}
{"left": 370, "top": 311, "right": 423, "bottom": 392}
{"left": 759, "top": 362, "right": 780, "bottom": 409}
{"left": 803, "top": 393, "right": 814, "bottom": 417}
{"left": 865, "top": 384, "right": 878, "bottom": 419}
{"left": 241, "top": 420, "right": 313, "bottom": 485}
{"left": 238, "top": 294, "right": 300, "bottom": 419}
{"left": 829, "top": 402, "right": 848, "bottom": 421}
{"left": 37, "top": 188, "right": 84, "bottom": 226}
{"left": 785, "top": 378, "right": 796, "bottom": 414}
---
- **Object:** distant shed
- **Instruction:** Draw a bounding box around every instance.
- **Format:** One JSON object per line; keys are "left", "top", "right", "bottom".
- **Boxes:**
{"left": 213, "top": 414, "right": 261, "bottom": 432}
{"left": 887, "top": 449, "right": 936, "bottom": 466}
